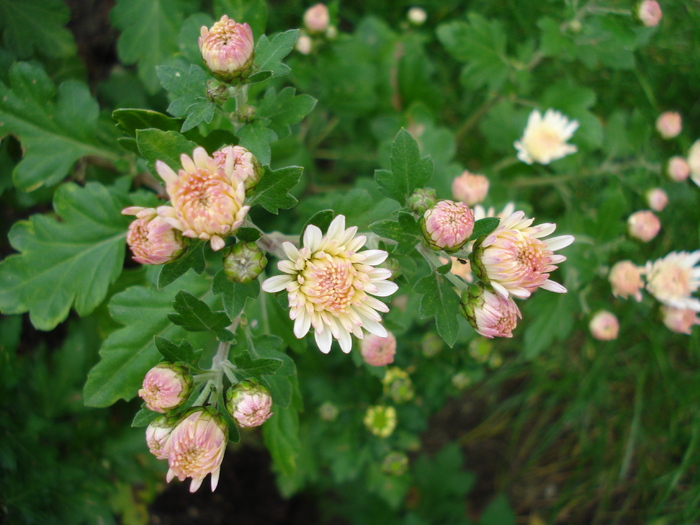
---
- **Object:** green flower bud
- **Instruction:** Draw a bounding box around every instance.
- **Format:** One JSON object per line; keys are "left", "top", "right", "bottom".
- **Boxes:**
{"left": 223, "top": 242, "right": 267, "bottom": 283}
{"left": 382, "top": 451, "right": 409, "bottom": 476}
{"left": 407, "top": 187, "right": 437, "bottom": 215}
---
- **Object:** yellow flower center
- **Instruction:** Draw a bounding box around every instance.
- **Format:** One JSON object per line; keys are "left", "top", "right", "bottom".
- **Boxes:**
{"left": 301, "top": 254, "right": 359, "bottom": 314}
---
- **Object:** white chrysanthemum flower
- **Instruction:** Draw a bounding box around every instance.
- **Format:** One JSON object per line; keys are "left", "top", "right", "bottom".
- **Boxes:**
{"left": 645, "top": 251, "right": 700, "bottom": 311}
{"left": 261, "top": 215, "right": 399, "bottom": 353}
{"left": 514, "top": 109, "right": 579, "bottom": 165}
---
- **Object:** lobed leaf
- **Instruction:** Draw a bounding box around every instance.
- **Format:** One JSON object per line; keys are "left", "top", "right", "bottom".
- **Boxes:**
{"left": 212, "top": 270, "right": 260, "bottom": 321}
{"left": 157, "top": 240, "right": 206, "bottom": 289}
{"left": 154, "top": 336, "right": 203, "bottom": 367}
{"left": 370, "top": 212, "right": 423, "bottom": 256}
{"left": 0, "top": 0, "right": 76, "bottom": 59}
{"left": 375, "top": 129, "right": 433, "bottom": 206}
{"left": 257, "top": 87, "right": 317, "bottom": 140}
{"left": 247, "top": 165, "right": 303, "bottom": 214}
{"left": 236, "top": 119, "right": 278, "bottom": 166}
{"left": 414, "top": 272, "right": 461, "bottom": 347}
{"left": 254, "top": 29, "right": 299, "bottom": 77}
{"left": 157, "top": 64, "right": 216, "bottom": 133}
{"left": 135, "top": 128, "right": 198, "bottom": 176}
{"left": 168, "top": 290, "right": 234, "bottom": 341}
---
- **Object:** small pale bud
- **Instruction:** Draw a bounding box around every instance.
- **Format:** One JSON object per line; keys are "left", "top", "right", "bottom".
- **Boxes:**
{"left": 325, "top": 25, "right": 338, "bottom": 39}
{"left": 661, "top": 306, "right": 700, "bottom": 335}
{"left": 146, "top": 416, "right": 176, "bottom": 460}
{"left": 421, "top": 332, "right": 442, "bottom": 357}
{"left": 226, "top": 381, "right": 273, "bottom": 428}
{"left": 627, "top": 210, "right": 660, "bottom": 242}
{"left": 363, "top": 405, "right": 397, "bottom": 438}
{"left": 688, "top": 140, "right": 700, "bottom": 187}
{"left": 295, "top": 34, "right": 313, "bottom": 54}
{"left": 407, "top": 7, "right": 427, "bottom": 25}
{"left": 199, "top": 15, "right": 255, "bottom": 82}
{"left": 421, "top": 200, "right": 475, "bottom": 252}
{"left": 646, "top": 188, "right": 668, "bottom": 212}
{"left": 656, "top": 111, "right": 682, "bottom": 139}
{"left": 361, "top": 331, "right": 397, "bottom": 367}
{"left": 407, "top": 187, "right": 437, "bottom": 215}
{"left": 451, "top": 372, "right": 472, "bottom": 390}
{"left": 123, "top": 207, "right": 186, "bottom": 265}
{"left": 139, "top": 363, "right": 193, "bottom": 413}
{"left": 303, "top": 3, "right": 330, "bottom": 33}
{"left": 460, "top": 285, "right": 522, "bottom": 339}
{"left": 382, "top": 451, "right": 409, "bottom": 476}
{"left": 589, "top": 311, "right": 619, "bottom": 341}
{"left": 223, "top": 242, "right": 267, "bottom": 283}
{"left": 451, "top": 171, "right": 489, "bottom": 206}
{"left": 637, "top": 0, "right": 662, "bottom": 27}
{"left": 382, "top": 367, "right": 414, "bottom": 403}
{"left": 318, "top": 401, "right": 339, "bottom": 421}
{"left": 608, "top": 260, "right": 644, "bottom": 302}
{"left": 667, "top": 156, "right": 690, "bottom": 182}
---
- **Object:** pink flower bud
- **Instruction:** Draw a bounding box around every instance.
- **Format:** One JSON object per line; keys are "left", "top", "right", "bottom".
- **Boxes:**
{"left": 146, "top": 416, "right": 176, "bottom": 460}
{"left": 451, "top": 171, "right": 490, "bottom": 206}
{"left": 295, "top": 34, "right": 313, "bottom": 55}
{"left": 688, "top": 140, "right": 700, "bottom": 187}
{"left": 361, "top": 331, "right": 397, "bottom": 367}
{"left": 139, "top": 363, "right": 193, "bottom": 413}
{"left": 608, "top": 260, "right": 645, "bottom": 302}
{"left": 645, "top": 188, "right": 668, "bottom": 212}
{"left": 589, "top": 311, "right": 619, "bottom": 341}
{"left": 226, "top": 381, "right": 273, "bottom": 428}
{"left": 627, "top": 210, "right": 660, "bottom": 242}
{"left": 661, "top": 306, "right": 700, "bottom": 335}
{"left": 166, "top": 408, "right": 228, "bottom": 493}
{"left": 421, "top": 200, "right": 475, "bottom": 252}
{"left": 667, "top": 156, "right": 690, "bottom": 182}
{"left": 637, "top": 0, "right": 662, "bottom": 27}
{"left": 304, "top": 3, "right": 330, "bottom": 33}
{"left": 460, "top": 285, "right": 522, "bottom": 338}
{"left": 199, "top": 15, "right": 255, "bottom": 82}
{"left": 123, "top": 207, "right": 186, "bottom": 265}
{"left": 656, "top": 111, "right": 682, "bottom": 139}
{"left": 213, "top": 145, "right": 263, "bottom": 193}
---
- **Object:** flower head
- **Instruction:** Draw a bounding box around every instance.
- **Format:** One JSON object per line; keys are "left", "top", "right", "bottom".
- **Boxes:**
{"left": 138, "top": 363, "right": 193, "bottom": 413}
{"left": 222, "top": 242, "right": 267, "bottom": 283}
{"left": 382, "top": 451, "right": 409, "bottom": 476}
{"left": 212, "top": 145, "right": 263, "bottom": 193}
{"left": 460, "top": 285, "right": 522, "bottom": 338}
{"left": 156, "top": 147, "right": 250, "bottom": 252}
{"left": 514, "top": 109, "right": 579, "bottom": 165}
{"left": 608, "top": 260, "right": 645, "bottom": 302}
{"left": 262, "top": 215, "right": 398, "bottom": 353}
{"left": 166, "top": 408, "right": 228, "bottom": 493}
{"left": 452, "top": 171, "right": 489, "bottom": 206}
{"left": 474, "top": 211, "right": 574, "bottom": 299}
{"left": 637, "top": 0, "right": 662, "bottom": 27}
{"left": 361, "top": 331, "right": 397, "bottom": 366}
{"left": 199, "top": 15, "right": 254, "bottom": 81}
{"left": 661, "top": 306, "right": 700, "bottom": 335}
{"left": 627, "top": 210, "right": 660, "bottom": 242}
{"left": 363, "top": 405, "right": 397, "bottom": 438}
{"left": 146, "top": 416, "right": 176, "bottom": 460}
{"left": 667, "top": 156, "right": 690, "bottom": 182}
{"left": 123, "top": 207, "right": 186, "bottom": 265}
{"left": 656, "top": 111, "right": 682, "bottom": 139}
{"left": 589, "top": 311, "right": 619, "bottom": 341}
{"left": 646, "top": 188, "right": 668, "bottom": 212}
{"left": 226, "top": 381, "right": 273, "bottom": 428}
{"left": 382, "top": 367, "right": 414, "bottom": 403}
{"left": 407, "top": 7, "right": 427, "bottom": 25}
{"left": 645, "top": 251, "right": 700, "bottom": 311}
{"left": 421, "top": 200, "right": 475, "bottom": 252}
{"left": 295, "top": 34, "right": 313, "bottom": 55}
{"left": 304, "top": 3, "right": 330, "bottom": 33}
{"left": 688, "top": 140, "right": 700, "bottom": 186}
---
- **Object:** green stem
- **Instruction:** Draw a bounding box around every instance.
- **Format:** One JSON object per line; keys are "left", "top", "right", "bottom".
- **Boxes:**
{"left": 416, "top": 244, "right": 469, "bottom": 292}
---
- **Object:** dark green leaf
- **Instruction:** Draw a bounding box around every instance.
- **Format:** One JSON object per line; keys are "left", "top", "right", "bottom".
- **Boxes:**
{"left": 523, "top": 292, "right": 577, "bottom": 359}
{"left": 257, "top": 87, "right": 317, "bottom": 140}
{"left": 168, "top": 290, "right": 233, "bottom": 341}
{"left": 254, "top": 29, "right": 299, "bottom": 77}
{"left": 157, "top": 64, "right": 216, "bottom": 133}
{"left": 157, "top": 240, "right": 206, "bottom": 289}
{"left": 375, "top": 129, "right": 433, "bottom": 206}
{"left": 154, "top": 336, "right": 202, "bottom": 367}
{"left": 262, "top": 405, "right": 300, "bottom": 477}
{"left": 131, "top": 407, "right": 159, "bottom": 428}
{"left": 113, "top": 109, "right": 182, "bottom": 137}
{"left": 414, "top": 272, "right": 461, "bottom": 347}
{"left": 370, "top": 212, "right": 423, "bottom": 256}
{"left": 236, "top": 227, "right": 262, "bottom": 242}
{"left": 471, "top": 217, "right": 500, "bottom": 240}
{"left": 0, "top": 0, "right": 76, "bottom": 59}
{"left": 300, "top": 210, "right": 335, "bottom": 244}
{"left": 232, "top": 350, "right": 283, "bottom": 379}
{"left": 213, "top": 0, "right": 268, "bottom": 38}
{"left": 136, "top": 128, "right": 198, "bottom": 175}
{"left": 212, "top": 270, "right": 260, "bottom": 320}
{"left": 247, "top": 165, "right": 303, "bottom": 214}
{"left": 247, "top": 334, "right": 296, "bottom": 408}
{"left": 236, "top": 119, "right": 277, "bottom": 166}
{"left": 479, "top": 494, "right": 516, "bottom": 525}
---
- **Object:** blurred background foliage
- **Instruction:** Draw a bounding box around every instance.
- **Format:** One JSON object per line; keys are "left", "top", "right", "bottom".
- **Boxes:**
{"left": 1, "top": 0, "right": 700, "bottom": 523}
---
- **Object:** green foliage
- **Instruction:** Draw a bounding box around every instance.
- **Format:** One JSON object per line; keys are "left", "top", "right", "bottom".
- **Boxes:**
{"left": 214, "top": 0, "right": 268, "bottom": 37}
{"left": 136, "top": 128, "right": 198, "bottom": 175}
{"left": 253, "top": 29, "right": 299, "bottom": 78}
{"left": 168, "top": 290, "right": 234, "bottom": 341}
{"left": 247, "top": 165, "right": 303, "bottom": 213}
{"left": 157, "top": 240, "right": 206, "bottom": 289}
{"left": 414, "top": 271, "right": 462, "bottom": 347}
{"left": 155, "top": 336, "right": 203, "bottom": 367}
{"left": 0, "top": 0, "right": 76, "bottom": 58}
{"left": 370, "top": 212, "right": 423, "bottom": 256}
{"left": 157, "top": 64, "right": 215, "bottom": 133}
{"left": 256, "top": 87, "right": 317, "bottom": 140}
{"left": 212, "top": 269, "right": 261, "bottom": 320}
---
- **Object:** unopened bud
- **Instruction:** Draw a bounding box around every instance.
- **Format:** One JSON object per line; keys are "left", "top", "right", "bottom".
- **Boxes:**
{"left": 223, "top": 242, "right": 267, "bottom": 283}
{"left": 646, "top": 188, "right": 668, "bottom": 212}
{"left": 637, "top": 0, "right": 662, "bottom": 27}
{"left": 226, "top": 381, "right": 273, "bottom": 428}
{"left": 139, "top": 363, "right": 193, "bottom": 413}
{"left": 421, "top": 200, "right": 475, "bottom": 252}
{"left": 627, "top": 210, "right": 660, "bottom": 242}
{"left": 451, "top": 372, "right": 472, "bottom": 390}
{"left": 296, "top": 34, "right": 313, "bottom": 55}
{"left": 382, "top": 451, "right": 409, "bottom": 476}
{"left": 319, "top": 401, "right": 339, "bottom": 421}
{"left": 325, "top": 25, "right": 338, "bottom": 39}
{"left": 589, "top": 310, "right": 619, "bottom": 341}
{"left": 304, "top": 3, "right": 330, "bottom": 33}
{"left": 361, "top": 332, "right": 397, "bottom": 367}
{"left": 146, "top": 416, "right": 176, "bottom": 459}
{"left": 213, "top": 145, "right": 263, "bottom": 193}
{"left": 382, "top": 367, "right": 414, "bottom": 403}
{"left": 407, "top": 7, "right": 427, "bottom": 26}
{"left": 380, "top": 257, "right": 402, "bottom": 281}
{"left": 609, "top": 260, "right": 644, "bottom": 302}
{"left": 407, "top": 187, "right": 437, "bottom": 215}
{"left": 452, "top": 170, "right": 489, "bottom": 206}
{"left": 363, "top": 405, "right": 397, "bottom": 438}
{"left": 199, "top": 15, "right": 255, "bottom": 82}
{"left": 460, "top": 284, "right": 521, "bottom": 338}
{"left": 206, "top": 79, "right": 230, "bottom": 103}
{"left": 656, "top": 111, "right": 682, "bottom": 139}
{"left": 661, "top": 306, "right": 700, "bottom": 335}
{"left": 123, "top": 207, "right": 186, "bottom": 265}
{"left": 667, "top": 156, "right": 690, "bottom": 182}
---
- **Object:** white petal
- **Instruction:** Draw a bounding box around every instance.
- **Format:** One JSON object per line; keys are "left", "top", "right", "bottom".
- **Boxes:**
{"left": 361, "top": 318, "right": 387, "bottom": 337}
{"left": 546, "top": 235, "right": 575, "bottom": 251}
{"left": 210, "top": 468, "right": 221, "bottom": 492}
{"left": 303, "top": 224, "right": 322, "bottom": 251}
{"left": 262, "top": 275, "right": 292, "bottom": 293}
{"left": 282, "top": 242, "right": 301, "bottom": 261}
{"left": 326, "top": 214, "right": 346, "bottom": 240}
{"left": 338, "top": 329, "right": 352, "bottom": 353}
{"left": 193, "top": 146, "right": 209, "bottom": 168}
{"left": 361, "top": 249, "right": 389, "bottom": 265}
{"left": 315, "top": 329, "right": 333, "bottom": 353}
{"left": 210, "top": 235, "right": 225, "bottom": 251}
{"left": 372, "top": 280, "right": 399, "bottom": 297}
{"left": 156, "top": 160, "right": 178, "bottom": 184}
{"left": 181, "top": 152, "right": 196, "bottom": 172}
{"left": 189, "top": 477, "right": 203, "bottom": 493}
{"left": 294, "top": 310, "right": 311, "bottom": 338}
{"left": 540, "top": 279, "right": 567, "bottom": 293}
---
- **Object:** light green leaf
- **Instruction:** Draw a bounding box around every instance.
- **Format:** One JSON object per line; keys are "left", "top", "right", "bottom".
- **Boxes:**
{"left": 0, "top": 183, "right": 131, "bottom": 330}
{"left": 0, "top": 62, "right": 119, "bottom": 191}
{"left": 154, "top": 336, "right": 202, "bottom": 367}
{"left": 257, "top": 87, "right": 317, "bottom": 140}
{"left": 414, "top": 272, "right": 461, "bottom": 347}
{"left": 247, "top": 165, "right": 303, "bottom": 214}
{"left": 471, "top": 217, "right": 500, "bottom": 240}
{"left": 112, "top": 109, "right": 182, "bottom": 137}
{"left": 157, "top": 64, "right": 215, "bottom": 133}
{"left": 254, "top": 29, "right": 299, "bottom": 77}
{"left": 0, "top": 0, "right": 76, "bottom": 59}
{"left": 231, "top": 350, "right": 283, "bottom": 380}
{"left": 375, "top": 129, "right": 433, "bottom": 206}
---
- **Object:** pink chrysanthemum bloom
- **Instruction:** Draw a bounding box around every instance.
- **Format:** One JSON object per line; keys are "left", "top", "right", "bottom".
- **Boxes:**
{"left": 608, "top": 260, "right": 645, "bottom": 302}
{"left": 146, "top": 416, "right": 176, "bottom": 460}
{"left": 646, "top": 188, "right": 668, "bottom": 212}
{"left": 262, "top": 215, "right": 398, "bottom": 353}
{"left": 627, "top": 210, "right": 660, "bottom": 242}
{"left": 213, "top": 145, "right": 263, "bottom": 193}
{"left": 138, "top": 363, "right": 193, "bottom": 413}
{"left": 661, "top": 305, "right": 700, "bottom": 335}
{"left": 461, "top": 286, "right": 522, "bottom": 338}
{"left": 303, "top": 3, "right": 330, "bottom": 33}
{"left": 656, "top": 111, "right": 682, "bottom": 139}
{"left": 637, "top": 0, "right": 662, "bottom": 27}
{"left": 198, "top": 15, "right": 254, "bottom": 81}
{"left": 361, "top": 331, "right": 397, "bottom": 367}
{"left": 123, "top": 207, "right": 186, "bottom": 265}
{"left": 645, "top": 251, "right": 700, "bottom": 311}
{"left": 474, "top": 211, "right": 574, "bottom": 299}
{"left": 689, "top": 140, "right": 700, "bottom": 187}
{"left": 452, "top": 171, "right": 489, "bottom": 206}
{"left": 514, "top": 109, "right": 579, "bottom": 165}
{"left": 156, "top": 147, "right": 250, "bottom": 252}
{"left": 421, "top": 200, "right": 475, "bottom": 252}
{"left": 226, "top": 382, "right": 273, "bottom": 428}
{"left": 589, "top": 311, "right": 619, "bottom": 341}
{"left": 166, "top": 408, "right": 228, "bottom": 493}
{"left": 667, "top": 156, "right": 690, "bottom": 182}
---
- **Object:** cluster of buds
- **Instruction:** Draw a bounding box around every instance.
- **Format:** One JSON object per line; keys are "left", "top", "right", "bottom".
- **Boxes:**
{"left": 652, "top": 110, "right": 700, "bottom": 188}
{"left": 296, "top": 4, "right": 337, "bottom": 55}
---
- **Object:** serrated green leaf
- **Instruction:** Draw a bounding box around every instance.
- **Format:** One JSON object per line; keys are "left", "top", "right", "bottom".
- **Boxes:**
{"left": 0, "top": 183, "right": 130, "bottom": 330}
{"left": 247, "top": 165, "right": 303, "bottom": 214}
{"left": 263, "top": 405, "right": 300, "bottom": 477}
{"left": 111, "top": 0, "right": 193, "bottom": 93}
{"left": 254, "top": 29, "right": 299, "bottom": 77}
{"left": 0, "top": 0, "right": 76, "bottom": 59}
{"left": 370, "top": 212, "right": 422, "bottom": 256}
{"left": 375, "top": 129, "right": 433, "bottom": 206}
{"left": 0, "top": 62, "right": 119, "bottom": 191}
{"left": 212, "top": 270, "right": 260, "bottom": 320}
{"left": 471, "top": 217, "right": 500, "bottom": 240}
{"left": 131, "top": 407, "right": 160, "bottom": 428}
{"left": 136, "top": 128, "right": 198, "bottom": 175}
{"left": 232, "top": 350, "right": 283, "bottom": 379}
{"left": 157, "top": 64, "right": 216, "bottom": 133}
{"left": 113, "top": 108, "right": 182, "bottom": 137}
{"left": 154, "top": 336, "right": 202, "bottom": 366}
{"left": 213, "top": 0, "right": 268, "bottom": 38}
{"left": 257, "top": 87, "right": 317, "bottom": 140}
{"left": 83, "top": 273, "right": 215, "bottom": 407}
{"left": 236, "top": 119, "right": 277, "bottom": 166}
{"left": 414, "top": 272, "right": 461, "bottom": 347}
{"left": 301, "top": 210, "right": 335, "bottom": 244}
{"left": 247, "top": 334, "right": 296, "bottom": 408}
{"left": 157, "top": 240, "right": 206, "bottom": 289}
{"left": 168, "top": 290, "right": 233, "bottom": 341}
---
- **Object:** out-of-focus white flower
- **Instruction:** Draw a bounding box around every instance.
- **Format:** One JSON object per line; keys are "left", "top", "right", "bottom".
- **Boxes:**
{"left": 656, "top": 111, "right": 682, "bottom": 139}
{"left": 199, "top": 15, "right": 254, "bottom": 81}
{"left": 661, "top": 306, "right": 700, "bottom": 335}
{"left": 667, "top": 156, "right": 690, "bottom": 182}
{"left": 627, "top": 210, "right": 660, "bottom": 242}
{"left": 514, "top": 109, "right": 579, "bottom": 165}
{"left": 608, "top": 260, "right": 645, "bottom": 302}
{"left": 303, "top": 3, "right": 330, "bottom": 33}
{"left": 646, "top": 188, "right": 668, "bottom": 212}
{"left": 460, "top": 285, "right": 522, "bottom": 338}
{"left": 295, "top": 34, "right": 313, "bottom": 54}
{"left": 261, "top": 215, "right": 398, "bottom": 354}
{"left": 637, "top": 0, "right": 662, "bottom": 27}
{"left": 589, "top": 311, "right": 619, "bottom": 341}
{"left": 123, "top": 207, "right": 186, "bottom": 265}
{"left": 646, "top": 251, "right": 700, "bottom": 311}
{"left": 688, "top": 140, "right": 700, "bottom": 186}
{"left": 421, "top": 200, "right": 475, "bottom": 252}
{"left": 361, "top": 331, "right": 397, "bottom": 367}
{"left": 226, "top": 382, "right": 273, "bottom": 428}
{"left": 138, "top": 363, "right": 193, "bottom": 413}
{"left": 451, "top": 171, "right": 489, "bottom": 206}
{"left": 474, "top": 211, "right": 574, "bottom": 299}
{"left": 407, "top": 7, "right": 427, "bottom": 25}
